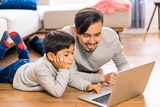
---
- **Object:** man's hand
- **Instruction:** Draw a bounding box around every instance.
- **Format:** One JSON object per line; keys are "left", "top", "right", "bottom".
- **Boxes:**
{"left": 52, "top": 55, "right": 67, "bottom": 69}
{"left": 100, "top": 72, "right": 117, "bottom": 84}
{"left": 86, "top": 83, "right": 101, "bottom": 93}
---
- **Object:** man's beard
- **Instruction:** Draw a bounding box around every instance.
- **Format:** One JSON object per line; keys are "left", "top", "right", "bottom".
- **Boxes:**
{"left": 84, "top": 43, "right": 98, "bottom": 52}
{"left": 85, "top": 49, "right": 94, "bottom": 52}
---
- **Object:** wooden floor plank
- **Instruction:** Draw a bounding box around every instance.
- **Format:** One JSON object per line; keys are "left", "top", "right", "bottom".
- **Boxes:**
{"left": 0, "top": 33, "right": 160, "bottom": 107}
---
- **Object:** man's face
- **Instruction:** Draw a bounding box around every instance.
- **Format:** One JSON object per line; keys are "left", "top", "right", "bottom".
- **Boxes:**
{"left": 77, "top": 21, "right": 102, "bottom": 52}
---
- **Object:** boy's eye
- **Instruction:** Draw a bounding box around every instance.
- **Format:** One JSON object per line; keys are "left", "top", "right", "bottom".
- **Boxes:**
{"left": 95, "top": 33, "right": 100, "bottom": 37}
{"left": 64, "top": 54, "right": 69, "bottom": 57}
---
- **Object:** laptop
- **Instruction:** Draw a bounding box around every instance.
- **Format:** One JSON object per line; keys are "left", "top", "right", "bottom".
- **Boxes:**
{"left": 78, "top": 61, "right": 155, "bottom": 107}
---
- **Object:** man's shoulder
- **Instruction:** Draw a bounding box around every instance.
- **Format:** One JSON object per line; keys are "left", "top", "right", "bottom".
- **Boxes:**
{"left": 62, "top": 25, "right": 74, "bottom": 34}
{"left": 62, "top": 25, "right": 73, "bottom": 30}
{"left": 102, "top": 27, "right": 119, "bottom": 39}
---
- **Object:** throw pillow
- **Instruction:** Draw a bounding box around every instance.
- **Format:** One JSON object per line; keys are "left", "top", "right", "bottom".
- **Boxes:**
{"left": 0, "top": 0, "right": 38, "bottom": 10}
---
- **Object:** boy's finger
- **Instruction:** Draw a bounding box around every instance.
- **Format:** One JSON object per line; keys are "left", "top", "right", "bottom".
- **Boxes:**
{"left": 97, "top": 83, "right": 101, "bottom": 87}
{"left": 96, "top": 87, "right": 100, "bottom": 93}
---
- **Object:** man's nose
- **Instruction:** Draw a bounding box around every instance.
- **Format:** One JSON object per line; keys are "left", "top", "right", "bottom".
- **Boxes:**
{"left": 88, "top": 36, "right": 95, "bottom": 44}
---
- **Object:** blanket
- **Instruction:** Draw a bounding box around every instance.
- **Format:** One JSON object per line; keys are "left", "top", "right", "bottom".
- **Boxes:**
{"left": 93, "top": 0, "right": 132, "bottom": 14}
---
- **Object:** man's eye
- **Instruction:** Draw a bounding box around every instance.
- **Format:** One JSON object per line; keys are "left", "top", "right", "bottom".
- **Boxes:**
{"left": 83, "top": 34, "right": 89, "bottom": 37}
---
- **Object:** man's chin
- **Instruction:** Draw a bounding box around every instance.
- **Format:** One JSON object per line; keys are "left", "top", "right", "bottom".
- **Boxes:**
{"left": 85, "top": 48, "right": 95, "bottom": 52}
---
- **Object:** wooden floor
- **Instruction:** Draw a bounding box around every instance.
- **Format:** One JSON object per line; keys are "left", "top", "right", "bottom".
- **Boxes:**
{"left": 0, "top": 33, "right": 160, "bottom": 107}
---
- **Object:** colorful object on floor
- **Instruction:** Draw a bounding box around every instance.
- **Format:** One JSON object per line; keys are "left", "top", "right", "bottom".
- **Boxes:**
{"left": 93, "top": 0, "right": 131, "bottom": 14}
{"left": 9, "top": 31, "right": 26, "bottom": 50}
{"left": 0, "top": 31, "right": 10, "bottom": 50}
{"left": 0, "top": 0, "right": 37, "bottom": 10}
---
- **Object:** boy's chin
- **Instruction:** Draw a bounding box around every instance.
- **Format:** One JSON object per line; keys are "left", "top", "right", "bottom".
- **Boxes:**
{"left": 67, "top": 65, "right": 71, "bottom": 69}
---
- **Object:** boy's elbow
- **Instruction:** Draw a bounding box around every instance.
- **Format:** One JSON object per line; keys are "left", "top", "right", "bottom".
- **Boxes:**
{"left": 55, "top": 94, "right": 63, "bottom": 98}
{"left": 51, "top": 92, "right": 64, "bottom": 98}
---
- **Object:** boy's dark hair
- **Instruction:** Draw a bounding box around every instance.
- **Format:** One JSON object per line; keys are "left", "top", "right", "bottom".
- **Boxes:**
{"left": 74, "top": 7, "right": 104, "bottom": 34}
{"left": 43, "top": 30, "right": 75, "bottom": 55}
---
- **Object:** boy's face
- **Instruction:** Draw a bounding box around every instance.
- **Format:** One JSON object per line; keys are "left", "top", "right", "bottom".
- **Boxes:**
{"left": 48, "top": 44, "right": 75, "bottom": 69}
{"left": 74, "top": 21, "right": 102, "bottom": 52}
{"left": 57, "top": 44, "right": 74, "bottom": 68}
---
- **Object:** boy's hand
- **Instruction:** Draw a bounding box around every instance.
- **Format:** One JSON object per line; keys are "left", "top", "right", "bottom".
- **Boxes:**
{"left": 100, "top": 72, "right": 117, "bottom": 84}
{"left": 87, "top": 83, "right": 101, "bottom": 93}
{"left": 53, "top": 55, "right": 67, "bottom": 69}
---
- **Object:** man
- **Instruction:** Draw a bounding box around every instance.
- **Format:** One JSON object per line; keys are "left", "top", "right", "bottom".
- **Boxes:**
{"left": 62, "top": 7, "right": 130, "bottom": 84}
{"left": 30, "top": 7, "right": 130, "bottom": 84}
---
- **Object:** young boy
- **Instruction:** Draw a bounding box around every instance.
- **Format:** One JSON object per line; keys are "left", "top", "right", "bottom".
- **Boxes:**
{"left": 0, "top": 30, "right": 101, "bottom": 97}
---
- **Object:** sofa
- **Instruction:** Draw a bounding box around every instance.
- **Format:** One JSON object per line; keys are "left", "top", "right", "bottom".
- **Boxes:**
{"left": 0, "top": 0, "right": 52, "bottom": 48}
{"left": 0, "top": 0, "right": 131, "bottom": 48}
{"left": 43, "top": 0, "right": 131, "bottom": 35}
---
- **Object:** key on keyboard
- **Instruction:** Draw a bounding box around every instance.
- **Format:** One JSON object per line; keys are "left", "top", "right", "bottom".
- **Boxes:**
{"left": 92, "top": 93, "right": 111, "bottom": 105}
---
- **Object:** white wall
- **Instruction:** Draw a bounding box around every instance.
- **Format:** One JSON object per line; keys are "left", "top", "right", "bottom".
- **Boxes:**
{"left": 53, "top": 0, "right": 88, "bottom": 5}
{"left": 53, "top": 0, "right": 158, "bottom": 34}
{"left": 122, "top": 2, "right": 158, "bottom": 34}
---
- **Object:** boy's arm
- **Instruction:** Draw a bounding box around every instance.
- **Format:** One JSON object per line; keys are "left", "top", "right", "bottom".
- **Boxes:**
{"left": 68, "top": 68, "right": 91, "bottom": 91}
{"left": 36, "top": 65, "right": 69, "bottom": 97}
{"left": 68, "top": 62, "right": 91, "bottom": 91}
{"left": 68, "top": 67, "right": 101, "bottom": 93}
{"left": 86, "top": 83, "right": 101, "bottom": 93}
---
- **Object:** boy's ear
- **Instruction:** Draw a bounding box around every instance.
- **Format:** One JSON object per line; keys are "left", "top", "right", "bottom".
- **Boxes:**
{"left": 72, "top": 26, "right": 78, "bottom": 36}
{"left": 47, "top": 52, "right": 55, "bottom": 61}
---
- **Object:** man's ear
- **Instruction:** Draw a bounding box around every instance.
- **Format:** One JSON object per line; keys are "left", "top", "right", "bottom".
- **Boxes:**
{"left": 47, "top": 52, "right": 55, "bottom": 61}
{"left": 72, "top": 26, "right": 78, "bottom": 36}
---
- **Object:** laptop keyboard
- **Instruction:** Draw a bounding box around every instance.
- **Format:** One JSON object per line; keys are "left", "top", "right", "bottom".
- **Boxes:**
{"left": 92, "top": 93, "right": 111, "bottom": 105}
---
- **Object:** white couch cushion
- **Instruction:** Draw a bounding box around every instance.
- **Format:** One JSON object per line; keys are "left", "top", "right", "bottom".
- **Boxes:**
{"left": 0, "top": 18, "right": 8, "bottom": 41}
{"left": 103, "top": 10, "right": 131, "bottom": 28}
{"left": 43, "top": 3, "right": 131, "bottom": 29}
{"left": 37, "top": 5, "right": 51, "bottom": 21}
{"left": 0, "top": 18, "right": 13, "bottom": 43}
{"left": 0, "top": 18, "right": 7, "bottom": 35}
{"left": 0, "top": 10, "right": 39, "bottom": 43}
{"left": 0, "top": 0, "right": 53, "bottom": 44}
{"left": 44, "top": 4, "right": 86, "bottom": 29}
{"left": 38, "top": 0, "right": 53, "bottom": 6}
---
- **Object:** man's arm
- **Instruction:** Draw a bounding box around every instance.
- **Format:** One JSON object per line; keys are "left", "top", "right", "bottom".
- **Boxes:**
{"left": 112, "top": 44, "right": 130, "bottom": 71}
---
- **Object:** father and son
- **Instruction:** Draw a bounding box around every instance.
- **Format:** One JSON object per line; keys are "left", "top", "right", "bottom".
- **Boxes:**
{"left": 0, "top": 7, "right": 129, "bottom": 97}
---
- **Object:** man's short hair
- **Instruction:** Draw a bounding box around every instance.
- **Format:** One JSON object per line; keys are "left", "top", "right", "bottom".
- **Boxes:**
{"left": 74, "top": 7, "right": 103, "bottom": 34}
